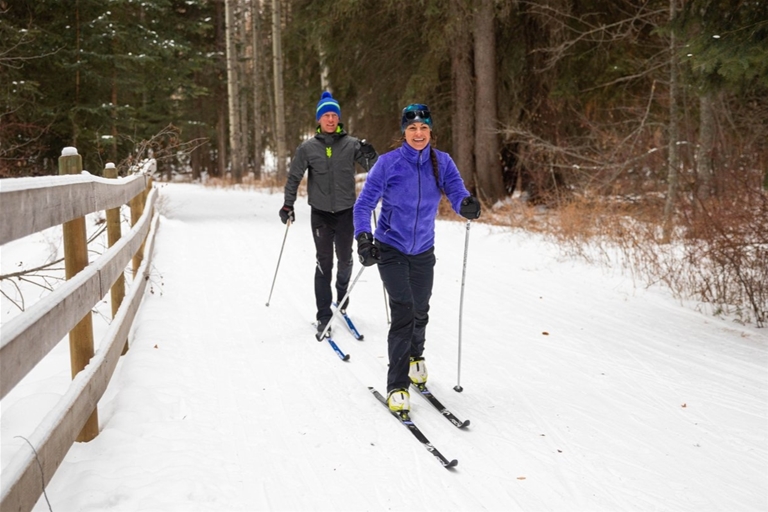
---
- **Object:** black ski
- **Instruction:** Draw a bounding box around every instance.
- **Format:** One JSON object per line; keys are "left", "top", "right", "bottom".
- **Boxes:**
{"left": 411, "top": 383, "right": 470, "bottom": 429}
{"left": 369, "top": 387, "right": 458, "bottom": 469}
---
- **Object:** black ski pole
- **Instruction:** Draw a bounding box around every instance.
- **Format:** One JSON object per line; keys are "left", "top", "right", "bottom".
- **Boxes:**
{"left": 265, "top": 219, "right": 291, "bottom": 307}
{"left": 454, "top": 219, "right": 472, "bottom": 392}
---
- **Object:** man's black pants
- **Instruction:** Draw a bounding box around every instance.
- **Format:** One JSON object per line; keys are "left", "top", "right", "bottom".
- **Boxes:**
{"left": 311, "top": 207, "right": 354, "bottom": 323}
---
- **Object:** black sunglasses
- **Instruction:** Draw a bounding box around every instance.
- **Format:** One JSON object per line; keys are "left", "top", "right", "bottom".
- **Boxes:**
{"left": 403, "top": 109, "right": 431, "bottom": 121}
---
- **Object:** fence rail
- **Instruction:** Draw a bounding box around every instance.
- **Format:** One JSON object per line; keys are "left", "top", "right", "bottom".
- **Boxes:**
{"left": 0, "top": 171, "right": 149, "bottom": 246}
{"left": 0, "top": 148, "right": 158, "bottom": 512}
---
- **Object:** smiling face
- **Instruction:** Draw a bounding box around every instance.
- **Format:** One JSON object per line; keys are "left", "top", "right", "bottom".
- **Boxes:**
{"left": 404, "top": 122, "right": 431, "bottom": 151}
{"left": 318, "top": 112, "right": 339, "bottom": 134}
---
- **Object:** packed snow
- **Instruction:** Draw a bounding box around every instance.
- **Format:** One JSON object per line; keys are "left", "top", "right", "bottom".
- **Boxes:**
{"left": 2, "top": 182, "right": 766, "bottom": 511}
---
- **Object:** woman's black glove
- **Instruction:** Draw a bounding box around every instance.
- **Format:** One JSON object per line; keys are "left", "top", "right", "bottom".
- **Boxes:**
{"left": 459, "top": 196, "right": 481, "bottom": 219}
{"left": 279, "top": 204, "right": 295, "bottom": 224}
{"left": 356, "top": 232, "right": 381, "bottom": 266}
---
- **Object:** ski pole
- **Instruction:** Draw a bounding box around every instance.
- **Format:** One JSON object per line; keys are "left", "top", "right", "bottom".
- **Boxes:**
{"left": 265, "top": 219, "right": 291, "bottom": 307}
{"left": 316, "top": 265, "right": 366, "bottom": 341}
{"left": 372, "top": 209, "right": 391, "bottom": 324}
{"left": 454, "top": 219, "right": 472, "bottom": 392}
{"left": 364, "top": 144, "right": 390, "bottom": 325}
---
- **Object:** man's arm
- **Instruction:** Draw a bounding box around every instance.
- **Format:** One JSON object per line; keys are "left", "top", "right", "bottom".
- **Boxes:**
{"left": 284, "top": 145, "right": 307, "bottom": 206}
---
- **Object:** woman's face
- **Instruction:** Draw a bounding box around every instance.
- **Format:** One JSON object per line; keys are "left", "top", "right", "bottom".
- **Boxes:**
{"left": 404, "top": 122, "right": 431, "bottom": 151}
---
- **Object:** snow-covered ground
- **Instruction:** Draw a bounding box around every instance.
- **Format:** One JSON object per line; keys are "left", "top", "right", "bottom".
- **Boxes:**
{"left": 2, "top": 182, "right": 766, "bottom": 511}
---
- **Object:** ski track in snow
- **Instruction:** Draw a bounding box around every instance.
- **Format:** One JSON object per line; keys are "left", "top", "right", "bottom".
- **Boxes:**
{"left": 1, "top": 182, "right": 765, "bottom": 511}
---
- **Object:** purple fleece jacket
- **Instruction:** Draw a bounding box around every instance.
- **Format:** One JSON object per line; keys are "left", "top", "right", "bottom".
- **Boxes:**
{"left": 353, "top": 142, "right": 470, "bottom": 255}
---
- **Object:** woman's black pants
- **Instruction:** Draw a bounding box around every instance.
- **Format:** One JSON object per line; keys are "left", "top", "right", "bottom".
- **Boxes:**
{"left": 377, "top": 242, "right": 435, "bottom": 393}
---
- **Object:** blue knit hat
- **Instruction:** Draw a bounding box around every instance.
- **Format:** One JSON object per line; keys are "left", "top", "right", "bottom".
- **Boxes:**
{"left": 316, "top": 91, "right": 341, "bottom": 121}
{"left": 401, "top": 104, "right": 432, "bottom": 133}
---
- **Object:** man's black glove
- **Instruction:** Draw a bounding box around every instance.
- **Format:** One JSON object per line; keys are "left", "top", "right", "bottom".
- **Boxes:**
{"left": 356, "top": 232, "right": 381, "bottom": 266}
{"left": 459, "top": 196, "right": 481, "bottom": 220}
{"left": 279, "top": 204, "right": 295, "bottom": 224}
{"left": 359, "top": 139, "right": 376, "bottom": 161}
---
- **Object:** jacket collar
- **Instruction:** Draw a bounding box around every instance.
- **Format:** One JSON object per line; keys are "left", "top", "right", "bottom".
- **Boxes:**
{"left": 400, "top": 141, "right": 431, "bottom": 164}
{"left": 315, "top": 123, "right": 346, "bottom": 142}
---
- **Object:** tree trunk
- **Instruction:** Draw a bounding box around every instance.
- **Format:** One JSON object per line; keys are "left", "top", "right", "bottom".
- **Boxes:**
{"left": 225, "top": 0, "right": 243, "bottom": 182}
{"left": 451, "top": 0, "right": 475, "bottom": 191}
{"left": 111, "top": 64, "right": 118, "bottom": 164}
{"left": 662, "top": 0, "right": 679, "bottom": 243}
{"left": 238, "top": 1, "right": 249, "bottom": 177}
{"left": 217, "top": 98, "right": 227, "bottom": 178}
{"left": 192, "top": 115, "right": 203, "bottom": 181}
{"left": 251, "top": 0, "right": 263, "bottom": 180}
{"left": 472, "top": 0, "right": 505, "bottom": 204}
{"left": 73, "top": 0, "right": 81, "bottom": 146}
{"left": 696, "top": 91, "right": 715, "bottom": 200}
{"left": 272, "top": 0, "right": 287, "bottom": 180}
{"left": 318, "top": 41, "right": 330, "bottom": 92}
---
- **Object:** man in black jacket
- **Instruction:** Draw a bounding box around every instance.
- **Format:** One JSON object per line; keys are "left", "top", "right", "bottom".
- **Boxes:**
{"left": 280, "top": 91, "right": 377, "bottom": 336}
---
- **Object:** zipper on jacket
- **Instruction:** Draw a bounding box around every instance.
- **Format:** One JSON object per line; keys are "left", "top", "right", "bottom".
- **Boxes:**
{"left": 325, "top": 126, "right": 343, "bottom": 212}
{"left": 411, "top": 151, "right": 423, "bottom": 253}
{"left": 326, "top": 144, "right": 336, "bottom": 212}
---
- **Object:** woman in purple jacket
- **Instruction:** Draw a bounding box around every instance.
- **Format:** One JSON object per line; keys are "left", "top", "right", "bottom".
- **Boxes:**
{"left": 353, "top": 104, "right": 481, "bottom": 413}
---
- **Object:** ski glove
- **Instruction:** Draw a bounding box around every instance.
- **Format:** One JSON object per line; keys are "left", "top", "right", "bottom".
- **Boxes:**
{"left": 459, "top": 196, "right": 481, "bottom": 220}
{"left": 356, "top": 232, "right": 381, "bottom": 267}
{"left": 279, "top": 204, "right": 295, "bottom": 224}
{"left": 359, "top": 139, "right": 377, "bottom": 161}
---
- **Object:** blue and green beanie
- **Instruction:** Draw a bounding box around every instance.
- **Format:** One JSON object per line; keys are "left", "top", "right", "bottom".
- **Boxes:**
{"left": 316, "top": 91, "right": 341, "bottom": 121}
{"left": 401, "top": 103, "right": 433, "bottom": 133}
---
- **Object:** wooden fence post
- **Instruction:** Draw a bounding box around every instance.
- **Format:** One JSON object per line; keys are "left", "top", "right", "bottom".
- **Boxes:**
{"left": 104, "top": 162, "right": 129, "bottom": 354}
{"left": 129, "top": 184, "right": 145, "bottom": 278}
{"left": 59, "top": 147, "right": 99, "bottom": 442}
{"left": 129, "top": 176, "right": 152, "bottom": 277}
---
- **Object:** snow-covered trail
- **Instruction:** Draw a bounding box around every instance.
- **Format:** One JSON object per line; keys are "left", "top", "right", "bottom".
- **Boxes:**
{"left": 13, "top": 182, "right": 767, "bottom": 511}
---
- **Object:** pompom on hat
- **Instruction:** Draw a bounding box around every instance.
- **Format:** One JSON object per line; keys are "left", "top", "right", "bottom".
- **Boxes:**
{"left": 316, "top": 91, "right": 341, "bottom": 121}
{"left": 401, "top": 103, "right": 432, "bottom": 133}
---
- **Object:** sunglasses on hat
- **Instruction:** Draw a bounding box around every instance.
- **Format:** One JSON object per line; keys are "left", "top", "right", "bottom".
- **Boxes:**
{"left": 402, "top": 104, "right": 431, "bottom": 121}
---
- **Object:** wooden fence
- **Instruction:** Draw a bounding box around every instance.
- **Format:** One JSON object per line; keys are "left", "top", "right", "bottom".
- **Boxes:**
{"left": 0, "top": 147, "right": 159, "bottom": 512}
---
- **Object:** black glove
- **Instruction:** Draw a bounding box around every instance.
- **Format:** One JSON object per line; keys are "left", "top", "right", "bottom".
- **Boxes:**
{"left": 279, "top": 204, "right": 295, "bottom": 224}
{"left": 459, "top": 196, "right": 481, "bottom": 220}
{"left": 356, "top": 232, "right": 381, "bottom": 266}
{"left": 359, "top": 139, "right": 376, "bottom": 161}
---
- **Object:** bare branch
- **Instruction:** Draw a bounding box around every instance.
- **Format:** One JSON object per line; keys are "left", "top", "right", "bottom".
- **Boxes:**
{"left": 520, "top": 1, "right": 668, "bottom": 72}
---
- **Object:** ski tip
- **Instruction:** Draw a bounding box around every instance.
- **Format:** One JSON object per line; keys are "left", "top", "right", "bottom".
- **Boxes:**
{"left": 342, "top": 354, "right": 350, "bottom": 361}
{"left": 358, "top": 335, "right": 365, "bottom": 341}
{"left": 460, "top": 420, "right": 471, "bottom": 428}
{"left": 446, "top": 459, "right": 459, "bottom": 469}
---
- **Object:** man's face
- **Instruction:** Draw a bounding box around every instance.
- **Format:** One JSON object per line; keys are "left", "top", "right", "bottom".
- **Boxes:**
{"left": 319, "top": 112, "right": 339, "bottom": 134}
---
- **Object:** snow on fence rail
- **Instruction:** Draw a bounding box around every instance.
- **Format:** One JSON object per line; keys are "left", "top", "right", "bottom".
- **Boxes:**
{"left": 0, "top": 148, "right": 159, "bottom": 512}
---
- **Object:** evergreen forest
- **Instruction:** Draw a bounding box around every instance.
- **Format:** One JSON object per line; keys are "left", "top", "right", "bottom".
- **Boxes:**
{"left": 1, "top": 0, "right": 767, "bottom": 325}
